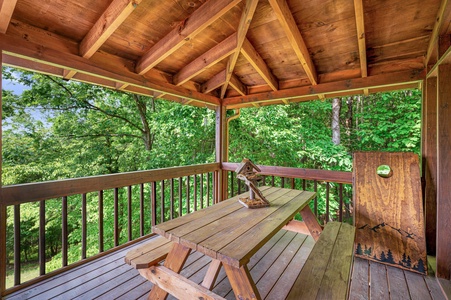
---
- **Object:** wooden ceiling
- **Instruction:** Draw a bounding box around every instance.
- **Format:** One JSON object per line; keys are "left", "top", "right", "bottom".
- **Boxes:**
{"left": 0, "top": 0, "right": 449, "bottom": 109}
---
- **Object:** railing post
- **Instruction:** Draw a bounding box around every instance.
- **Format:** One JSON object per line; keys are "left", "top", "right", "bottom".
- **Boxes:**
{"left": 216, "top": 105, "right": 227, "bottom": 202}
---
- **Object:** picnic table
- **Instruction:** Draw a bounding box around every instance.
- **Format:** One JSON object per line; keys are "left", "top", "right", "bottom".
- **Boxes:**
{"left": 133, "top": 186, "right": 319, "bottom": 299}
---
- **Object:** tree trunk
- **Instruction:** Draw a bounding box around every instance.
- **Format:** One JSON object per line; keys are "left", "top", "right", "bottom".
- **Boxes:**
{"left": 332, "top": 98, "right": 341, "bottom": 145}
{"left": 133, "top": 94, "right": 153, "bottom": 151}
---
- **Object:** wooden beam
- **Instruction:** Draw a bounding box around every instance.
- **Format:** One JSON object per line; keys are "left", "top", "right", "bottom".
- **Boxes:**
{"left": 223, "top": 69, "right": 425, "bottom": 107}
{"left": 229, "top": 73, "right": 247, "bottom": 96}
{"left": 63, "top": 69, "right": 77, "bottom": 80}
{"left": 0, "top": 51, "right": 6, "bottom": 297}
{"left": 201, "top": 69, "right": 226, "bottom": 94}
{"left": 220, "top": 0, "right": 259, "bottom": 98}
{"left": 268, "top": 0, "right": 317, "bottom": 85}
{"left": 215, "top": 106, "right": 227, "bottom": 202}
{"left": 135, "top": 0, "right": 241, "bottom": 75}
{"left": 0, "top": 34, "right": 220, "bottom": 106}
{"left": 241, "top": 38, "right": 278, "bottom": 91}
{"left": 80, "top": 0, "right": 141, "bottom": 58}
{"left": 423, "top": 77, "right": 437, "bottom": 255}
{"left": 353, "top": 0, "right": 367, "bottom": 77}
{"left": 174, "top": 33, "right": 237, "bottom": 86}
{"left": 0, "top": 0, "right": 18, "bottom": 33}
{"left": 437, "top": 64, "right": 451, "bottom": 279}
{"left": 426, "top": 0, "right": 451, "bottom": 65}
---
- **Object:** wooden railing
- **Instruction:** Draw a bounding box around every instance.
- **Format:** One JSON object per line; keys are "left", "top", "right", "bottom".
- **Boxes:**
{"left": 1, "top": 163, "right": 220, "bottom": 295}
{"left": 1, "top": 162, "right": 352, "bottom": 296}
{"left": 222, "top": 163, "right": 353, "bottom": 224}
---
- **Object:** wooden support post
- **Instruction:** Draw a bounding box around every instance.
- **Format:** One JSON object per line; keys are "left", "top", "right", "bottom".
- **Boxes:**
{"left": 423, "top": 77, "right": 437, "bottom": 255}
{"left": 437, "top": 64, "right": 451, "bottom": 279}
{"left": 216, "top": 106, "right": 227, "bottom": 202}
{"left": 0, "top": 52, "right": 6, "bottom": 296}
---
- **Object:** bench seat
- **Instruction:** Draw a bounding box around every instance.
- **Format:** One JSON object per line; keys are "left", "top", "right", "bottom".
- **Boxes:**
{"left": 287, "top": 221, "right": 356, "bottom": 300}
{"left": 124, "top": 235, "right": 173, "bottom": 269}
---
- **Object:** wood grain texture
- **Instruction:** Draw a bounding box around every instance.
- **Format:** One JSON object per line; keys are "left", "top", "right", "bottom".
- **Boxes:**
{"left": 353, "top": 152, "right": 428, "bottom": 274}
{"left": 299, "top": 206, "right": 322, "bottom": 241}
{"left": 286, "top": 222, "right": 355, "bottom": 300}
{"left": 201, "top": 259, "right": 222, "bottom": 290}
{"left": 0, "top": 0, "right": 18, "bottom": 33}
{"left": 124, "top": 236, "right": 173, "bottom": 269}
{"left": 349, "top": 258, "right": 369, "bottom": 300}
{"left": 223, "top": 264, "right": 261, "bottom": 300}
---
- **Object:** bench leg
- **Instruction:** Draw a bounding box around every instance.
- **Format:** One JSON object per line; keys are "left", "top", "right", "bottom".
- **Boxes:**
{"left": 147, "top": 243, "right": 191, "bottom": 300}
{"left": 201, "top": 259, "right": 222, "bottom": 290}
{"left": 223, "top": 264, "right": 261, "bottom": 300}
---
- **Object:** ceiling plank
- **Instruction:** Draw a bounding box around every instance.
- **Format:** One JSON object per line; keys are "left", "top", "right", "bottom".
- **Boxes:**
{"left": 173, "top": 33, "right": 237, "bottom": 86}
{"left": 268, "top": 0, "right": 317, "bottom": 84}
{"left": 201, "top": 69, "right": 226, "bottom": 94}
{"left": 241, "top": 38, "right": 278, "bottom": 91}
{"left": 80, "top": 0, "right": 142, "bottom": 58}
{"left": 0, "top": 33, "right": 220, "bottom": 106}
{"left": 223, "top": 69, "right": 425, "bottom": 107}
{"left": 135, "top": 0, "right": 241, "bottom": 75}
{"left": 353, "top": 0, "right": 367, "bottom": 77}
{"left": 0, "top": 0, "right": 18, "bottom": 33}
{"left": 426, "top": 0, "right": 451, "bottom": 65}
{"left": 229, "top": 73, "right": 247, "bottom": 96}
{"left": 220, "top": 0, "right": 259, "bottom": 98}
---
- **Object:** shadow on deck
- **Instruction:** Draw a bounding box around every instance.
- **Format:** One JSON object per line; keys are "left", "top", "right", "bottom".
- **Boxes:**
{"left": 4, "top": 230, "right": 447, "bottom": 300}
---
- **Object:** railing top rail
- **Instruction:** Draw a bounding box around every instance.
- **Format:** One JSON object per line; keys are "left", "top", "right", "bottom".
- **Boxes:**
{"left": 2, "top": 163, "right": 220, "bottom": 206}
{"left": 222, "top": 162, "right": 352, "bottom": 184}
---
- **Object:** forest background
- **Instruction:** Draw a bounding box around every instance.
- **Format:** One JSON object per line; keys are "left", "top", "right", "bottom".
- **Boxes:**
{"left": 2, "top": 67, "right": 421, "bottom": 286}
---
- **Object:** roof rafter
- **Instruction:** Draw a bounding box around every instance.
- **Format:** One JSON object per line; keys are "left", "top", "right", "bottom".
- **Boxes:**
{"left": 353, "top": 0, "right": 367, "bottom": 77}
{"left": 201, "top": 69, "right": 226, "bottom": 94}
{"left": 0, "top": 0, "right": 18, "bottom": 33}
{"left": 0, "top": 34, "right": 220, "bottom": 106}
{"left": 135, "top": 0, "right": 241, "bottom": 75}
{"left": 64, "top": 0, "right": 142, "bottom": 80}
{"left": 268, "top": 0, "right": 317, "bottom": 85}
{"left": 426, "top": 0, "right": 451, "bottom": 65}
{"left": 220, "top": 0, "right": 259, "bottom": 98}
{"left": 80, "top": 0, "right": 142, "bottom": 58}
{"left": 241, "top": 38, "right": 279, "bottom": 91}
{"left": 173, "top": 33, "right": 237, "bottom": 86}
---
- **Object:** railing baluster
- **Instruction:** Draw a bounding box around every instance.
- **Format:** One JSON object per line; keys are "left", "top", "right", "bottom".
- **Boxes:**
{"left": 281, "top": 177, "right": 285, "bottom": 188}
{"left": 160, "top": 181, "right": 165, "bottom": 224}
{"left": 39, "top": 200, "right": 46, "bottom": 276}
{"left": 14, "top": 204, "right": 20, "bottom": 286}
{"left": 194, "top": 174, "right": 197, "bottom": 211}
{"left": 314, "top": 180, "right": 318, "bottom": 217}
{"left": 98, "top": 190, "right": 104, "bottom": 253}
{"left": 151, "top": 182, "right": 157, "bottom": 227}
{"left": 262, "top": 175, "right": 267, "bottom": 186}
{"left": 62, "top": 196, "right": 68, "bottom": 267}
{"left": 271, "top": 176, "right": 275, "bottom": 187}
{"left": 238, "top": 177, "right": 242, "bottom": 194}
{"left": 290, "top": 178, "right": 295, "bottom": 189}
{"left": 178, "top": 177, "right": 183, "bottom": 216}
{"left": 302, "top": 179, "right": 306, "bottom": 190}
{"left": 339, "top": 183, "right": 343, "bottom": 222}
{"left": 82, "top": 193, "right": 87, "bottom": 259}
{"left": 230, "top": 172, "right": 234, "bottom": 197}
{"left": 186, "top": 176, "right": 190, "bottom": 214}
{"left": 207, "top": 173, "right": 211, "bottom": 207}
{"left": 200, "top": 174, "right": 204, "bottom": 210}
{"left": 128, "top": 185, "right": 132, "bottom": 241}
{"left": 326, "top": 182, "right": 330, "bottom": 224}
{"left": 170, "top": 178, "right": 174, "bottom": 219}
{"left": 114, "top": 188, "right": 119, "bottom": 247}
{"left": 140, "top": 183, "right": 144, "bottom": 236}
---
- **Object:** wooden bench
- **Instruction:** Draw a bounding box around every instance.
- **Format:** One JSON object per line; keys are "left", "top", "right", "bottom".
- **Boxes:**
{"left": 287, "top": 221, "right": 356, "bottom": 300}
{"left": 124, "top": 235, "right": 173, "bottom": 269}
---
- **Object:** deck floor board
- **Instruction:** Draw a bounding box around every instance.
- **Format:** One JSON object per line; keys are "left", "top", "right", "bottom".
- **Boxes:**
{"left": 5, "top": 231, "right": 446, "bottom": 300}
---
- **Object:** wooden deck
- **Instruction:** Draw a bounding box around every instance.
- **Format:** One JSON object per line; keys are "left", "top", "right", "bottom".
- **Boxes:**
{"left": 5, "top": 230, "right": 447, "bottom": 300}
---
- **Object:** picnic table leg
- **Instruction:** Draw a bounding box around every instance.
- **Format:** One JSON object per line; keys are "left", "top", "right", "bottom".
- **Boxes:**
{"left": 299, "top": 206, "right": 323, "bottom": 241}
{"left": 147, "top": 243, "right": 191, "bottom": 300}
{"left": 201, "top": 259, "right": 222, "bottom": 290}
{"left": 223, "top": 263, "right": 261, "bottom": 300}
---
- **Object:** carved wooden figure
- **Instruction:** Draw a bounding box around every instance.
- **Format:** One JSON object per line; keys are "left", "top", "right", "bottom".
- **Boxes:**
{"left": 235, "top": 158, "right": 270, "bottom": 208}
